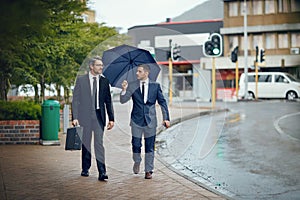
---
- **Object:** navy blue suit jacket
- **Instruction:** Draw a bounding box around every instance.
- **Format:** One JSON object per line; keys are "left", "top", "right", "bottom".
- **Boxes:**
{"left": 120, "top": 80, "right": 169, "bottom": 128}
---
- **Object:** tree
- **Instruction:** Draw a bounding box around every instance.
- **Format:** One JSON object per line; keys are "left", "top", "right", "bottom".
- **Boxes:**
{"left": 0, "top": 0, "right": 48, "bottom": 100}
{"left": 0, "top": 0, "right": 127, "bottom": 102}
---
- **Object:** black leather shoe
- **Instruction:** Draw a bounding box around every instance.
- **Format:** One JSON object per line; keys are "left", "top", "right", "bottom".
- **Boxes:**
{"left": 81, "top": 171, "right": 89, "bottom": 177}
{"left": 98, "top": 173, "right": 108, "bottom": 181}
{"left": 145, "top": 171, "right": 153, "bottom": 179}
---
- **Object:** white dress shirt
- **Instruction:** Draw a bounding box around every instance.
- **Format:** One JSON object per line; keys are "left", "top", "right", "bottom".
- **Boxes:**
{"left": 121, "top": 79, "right": 149, "bottom": 103}
{"left": 140, "top": 78, "right": 149, "bottom": 103}
{"left": 89, "top": 72, "right": 100, "bottom": 109}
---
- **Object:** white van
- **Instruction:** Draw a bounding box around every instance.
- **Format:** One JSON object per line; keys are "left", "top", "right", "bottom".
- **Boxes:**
{"left": 238, "top": 72, "right": 300, "bottom": 100}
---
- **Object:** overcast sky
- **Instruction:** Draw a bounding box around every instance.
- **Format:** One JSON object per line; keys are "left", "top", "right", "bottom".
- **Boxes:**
{"left": 89, "top": 0, "right": 208, "bottom": 32}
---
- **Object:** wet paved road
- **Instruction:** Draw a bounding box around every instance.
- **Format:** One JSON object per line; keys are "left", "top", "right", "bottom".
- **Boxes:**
{"left": 157, "top": 100, "right": 300, "bottom": 200}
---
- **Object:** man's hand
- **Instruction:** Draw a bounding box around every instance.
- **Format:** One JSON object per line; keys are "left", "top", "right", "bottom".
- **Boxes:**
{"left": 121, "top": 80, "right": 128, "bottom": 91}
{"left": 72, "top": 119, "right": 79, "bottom": 126}
{"left": 107, "top": 121, "right": 114, "bottom": 130}
{"left": 163, "top": 120, "right": 170, "bottom": 128}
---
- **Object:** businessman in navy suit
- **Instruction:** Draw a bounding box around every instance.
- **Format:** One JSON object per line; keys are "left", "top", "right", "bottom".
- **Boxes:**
{"left": 120, "top": 64, "right": 170, "bottom": 179}
{"left": 72, "top": 56, "right": 114, "bottom": 181}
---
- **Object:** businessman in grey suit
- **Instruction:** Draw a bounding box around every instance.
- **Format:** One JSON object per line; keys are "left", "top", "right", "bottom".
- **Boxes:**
{"left": 120, "top": 64, "right": 170, "bottom": 179}
{"left": 72, "top": 56, "right": 114, "bottom": 181}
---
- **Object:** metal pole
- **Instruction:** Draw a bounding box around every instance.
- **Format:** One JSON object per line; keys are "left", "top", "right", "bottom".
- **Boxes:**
{"left": 255, "top": 61, "right": 258, "bottom": 100}
{"left": 63, "top": 104, "right": 69, "bottom": 134}
{"left": 212, "top": 57, "right": 216, "bottom": 108}
{"left": 168, "top": 39, "right": 173, "bottom": 106}
{"left": 168, "top": 57, "right": 173, "bottom": 106}
{"left": 235, "top": 60, "right": 239, "bottom": 99}
{"left": 243, "top": 0, "right": 248, "bottom": 99}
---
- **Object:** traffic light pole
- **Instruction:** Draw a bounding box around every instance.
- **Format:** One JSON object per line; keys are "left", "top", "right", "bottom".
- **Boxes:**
{"left": 255, "top": 61, "right": 258, "bottom": 100}
{"left": 212, "top": 57, "right": 216, "bottom": 108}
{"left": 168, "top": 57, "right": 173, "bottom": 106}
{"left": 243, "top": 0, "right": 249, "bottom": 99}
{"left": 235, "top": 61, "right": 239, "bottom": 99}
{"left": 168, "top": 39, "right": 173, "bottom": 106}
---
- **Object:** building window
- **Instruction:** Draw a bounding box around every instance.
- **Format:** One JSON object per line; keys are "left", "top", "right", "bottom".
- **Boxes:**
{"left": 229, "top": 35, "right": 239, "bottom": 51}
{"left": 265, "top": 33, "right": 276, "bottom": 49}
{"left": 291, "top": 33, "right": 300, "bottom": 47}
{"left": 278, "top": 0, "right": 289, "bottom": 13}
{"left": 291, "top": 0, "right": 300, "bottom": 12}
{"left": 252, "top": 34, "right": 263, "bottom": 50}
{"left": 229, "top": 1, "right": 238, "bottom": 16}
{"left": 240, "top": 35, "right": 251, "bottom": 50}
{"left": 278, "top": 33, "right": 288, "bottom": 48}
{"left": 252, "top": 0, "right": 263, "bottom": 15}
{"left": 265, "top": 0, "right": 275, "bottom": 14}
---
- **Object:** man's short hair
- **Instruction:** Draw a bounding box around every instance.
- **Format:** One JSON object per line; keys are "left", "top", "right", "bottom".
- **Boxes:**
{"left": 139, "top": 64, "right": 150, "bottom": 73}
{"left": 89, "top": 56, "right": 102, "bottom": 66}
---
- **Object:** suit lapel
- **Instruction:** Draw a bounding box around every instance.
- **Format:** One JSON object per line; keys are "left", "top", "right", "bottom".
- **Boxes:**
{"left": 83, "top": 74, "right": 93, "bottom": 103}
{"left": 98, "top": 76, "right": 102, "bottom": 103}
{"left": 147, "top": 82, "right": 154, "bottom": 102}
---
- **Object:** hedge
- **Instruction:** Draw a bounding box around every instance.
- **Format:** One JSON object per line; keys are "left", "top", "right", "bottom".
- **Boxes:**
{"left": 0, "top": 100, "right": 42, "bottom": 120}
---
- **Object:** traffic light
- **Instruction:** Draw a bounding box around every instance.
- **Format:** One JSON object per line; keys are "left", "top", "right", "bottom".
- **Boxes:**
{"left": 203, "top": 33, "right": 223, "bottom": 57}
{"left": 260, "top": 49, "right": 265, "bottom": 63}
{"left": 231, "top": 46, "right": 238, "bottom": 63}
{"left": 255, "top": 46, "right": 259, "bottom": 62}
{"left": 172, "top": 44, "right": 181, "bottom": 61}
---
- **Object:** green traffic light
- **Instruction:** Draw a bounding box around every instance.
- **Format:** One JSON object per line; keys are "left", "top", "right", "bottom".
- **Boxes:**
{"left": 203, "top": 33, "right": 223, "bottom": 57}
{"left": 213, "top": 48, "right": 220, "bottom": 55}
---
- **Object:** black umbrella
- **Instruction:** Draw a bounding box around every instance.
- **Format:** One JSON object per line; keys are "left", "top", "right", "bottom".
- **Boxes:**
{"left": 102, "top": 44, "right": 161, "bottom": 88}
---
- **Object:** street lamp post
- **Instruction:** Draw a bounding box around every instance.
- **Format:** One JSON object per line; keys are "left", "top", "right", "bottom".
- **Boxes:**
{"left": 243, "top": 0, "right": 249, "bottom": 99}
{"left": 168, "top": 39, "right": 173, "bottom": 106}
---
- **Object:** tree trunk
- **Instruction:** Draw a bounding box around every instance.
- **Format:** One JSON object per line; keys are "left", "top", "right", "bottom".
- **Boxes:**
{"left": 56, "top": 84, "right": 61, "bottom": 101}
{"left": 64, "top": 86, "right": 70, "bottom": 104}
{"left": 34, "top": 84, "right": 39, "bottom": 103}
{"left": 0, "top": 75, "right": 9, "bottom": 101}
{"left": 40, "top": 75, "right": 45, "bottom": 102}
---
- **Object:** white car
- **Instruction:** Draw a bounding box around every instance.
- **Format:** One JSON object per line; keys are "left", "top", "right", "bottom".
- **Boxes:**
{"left": 238, "top": 72, "right": 300, "bottom": 100}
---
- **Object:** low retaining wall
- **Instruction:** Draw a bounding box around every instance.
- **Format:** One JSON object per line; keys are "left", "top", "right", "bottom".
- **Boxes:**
{"left": 0, "top": 120, "right": 40, "bottom": 145}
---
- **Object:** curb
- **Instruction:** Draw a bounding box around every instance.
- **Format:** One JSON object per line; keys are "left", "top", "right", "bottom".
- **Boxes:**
{"left": 155, "top": 107, "right": 232, "bottom": 200}
{"left": 157, "top": 108, "right": 229, "bottom": 134}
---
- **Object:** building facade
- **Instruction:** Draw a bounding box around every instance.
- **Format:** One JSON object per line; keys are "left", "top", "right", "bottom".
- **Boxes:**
{"left": 202, "top": 0, "right": 300, "bottom": 99}
{"left": 128, "top": 0, "right": 300, "bottom": 101}
{"left": 128, "top": 19, "right": 223, "bottom": 101}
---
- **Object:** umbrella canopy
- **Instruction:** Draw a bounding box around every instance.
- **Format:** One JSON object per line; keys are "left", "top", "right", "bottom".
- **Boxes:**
{"left": 102, "top": 44, "right": 161, "bottom": 88}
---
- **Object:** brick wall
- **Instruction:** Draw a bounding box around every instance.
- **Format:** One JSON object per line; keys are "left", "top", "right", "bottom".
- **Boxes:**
{"left": 0, "top": 120, "right": 40, "bottom": 145}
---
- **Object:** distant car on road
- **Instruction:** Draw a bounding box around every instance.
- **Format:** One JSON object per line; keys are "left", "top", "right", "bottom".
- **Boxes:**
{"left": 238, "top": 72, "right": 300, "bottom": 100}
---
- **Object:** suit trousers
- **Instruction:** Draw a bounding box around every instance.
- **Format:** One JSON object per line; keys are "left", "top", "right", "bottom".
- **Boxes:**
{"left": 131, "top": 124, "right": 156, "bottom": 173}
{"left": 81, "top": 110, "right": 106, "bottom": 174}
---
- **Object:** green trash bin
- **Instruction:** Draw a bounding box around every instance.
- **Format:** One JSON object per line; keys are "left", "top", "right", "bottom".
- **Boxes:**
{"left": 41, "top": 100, "right": 60, "bottom": 145}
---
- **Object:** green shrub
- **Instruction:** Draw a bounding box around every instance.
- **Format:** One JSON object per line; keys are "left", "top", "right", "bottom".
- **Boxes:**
{"left": 0, "top": 100, "right": 42, "bottom": 120}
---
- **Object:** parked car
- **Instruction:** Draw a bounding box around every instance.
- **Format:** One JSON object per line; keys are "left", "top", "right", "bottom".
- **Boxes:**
{"left": 238, "top": 72, "right": 300, "bottom": 100}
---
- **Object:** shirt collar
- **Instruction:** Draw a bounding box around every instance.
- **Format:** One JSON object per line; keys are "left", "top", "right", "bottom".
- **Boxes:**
{"left": 89, "top": 72, "right": 104, "bottom": 79}
{"left": 140, "top": 78, "right": 149, "bottom": 85}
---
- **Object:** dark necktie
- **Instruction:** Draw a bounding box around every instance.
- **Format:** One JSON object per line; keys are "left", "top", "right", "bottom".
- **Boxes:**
{"left": 141, "top": 82, "right": 145, "bottom": 103}
{"left": 93, "top": 77, "right": 97, "bottom": 109}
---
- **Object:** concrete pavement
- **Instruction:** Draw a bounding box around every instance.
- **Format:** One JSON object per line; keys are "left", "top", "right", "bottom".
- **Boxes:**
{"left": 0, "top": 101, "right": 228, "bottom": 200}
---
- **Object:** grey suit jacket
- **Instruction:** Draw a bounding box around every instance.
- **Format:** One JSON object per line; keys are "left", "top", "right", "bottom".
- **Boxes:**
{"left": 72, "top": 74, "right": 114, "bottom": 128}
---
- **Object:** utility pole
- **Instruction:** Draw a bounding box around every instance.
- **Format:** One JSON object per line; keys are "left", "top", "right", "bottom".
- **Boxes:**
{"left": 235, "top": 60, "right": 239, "bottom": 99}
{"left": 231, "top": 46, "right": 239, "bottom": 99}
{"left": 168, "top": 39, "right": 173, "bottom": 106}
{"left": 243, "top": 0, "right": 248, "bottom": 99}
{"left": 255, "top": 46, "right": 259, "bottom": 100}
{"left": 212, "top": 57, "right": 216, "bottom": 108}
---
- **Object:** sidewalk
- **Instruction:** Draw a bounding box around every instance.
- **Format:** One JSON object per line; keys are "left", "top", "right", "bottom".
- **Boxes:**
{"left": 0, "top": 101, "right": 227, "bottom": 200}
